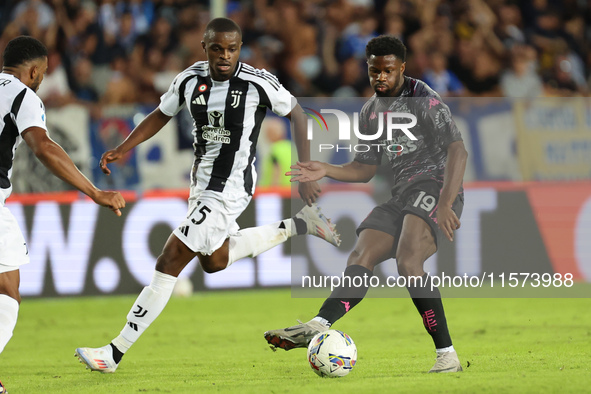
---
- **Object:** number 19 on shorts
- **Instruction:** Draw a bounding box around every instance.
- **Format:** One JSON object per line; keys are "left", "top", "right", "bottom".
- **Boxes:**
{"left": 412, "top": 191, "right": 436, "bottom": 212}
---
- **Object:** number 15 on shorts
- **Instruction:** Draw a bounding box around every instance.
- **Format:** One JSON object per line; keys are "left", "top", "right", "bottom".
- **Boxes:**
{"left": 190, "top": 201, "right": 211, "bottom": 225}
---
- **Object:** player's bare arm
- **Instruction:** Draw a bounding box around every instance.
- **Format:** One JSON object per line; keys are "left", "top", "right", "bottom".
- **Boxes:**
{"left": 436, "top": 140, "right": 468, "bottom": 242}
{"left": 286, "top": 103, "right": 321, "bottom": 206}
{"left": 288, "top": 160, "right": 377, "bottom": 183}
{"left": 100, "top": 108, "right": 172, "bottom": 175}
{"left": 22, "top": 126, "right": 126, "bottom": 216}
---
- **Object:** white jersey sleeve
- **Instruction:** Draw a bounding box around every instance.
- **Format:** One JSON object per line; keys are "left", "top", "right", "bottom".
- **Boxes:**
{"left": 238, "top": 65, "right": 296, "bottom": 117}
{"left": 158, "top": 72, "right": 185, "bottom": 117}
{"left": 267, "top": 81, "right": 296, "bottom": 117}
{"left": 15, "top": 90, "right": 47, "bottom": 134}
{"left": 260, "top": 75, "right": 295, "bottom": 117}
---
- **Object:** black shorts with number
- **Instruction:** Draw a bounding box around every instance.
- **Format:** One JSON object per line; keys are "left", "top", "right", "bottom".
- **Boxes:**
{"left": 356, "top": 180, "right": 464, "bottom": 246}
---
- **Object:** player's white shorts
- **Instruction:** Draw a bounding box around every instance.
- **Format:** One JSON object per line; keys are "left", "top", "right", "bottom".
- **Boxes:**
{"left": 173, "top": 190, "right": 251, "bottom": 255}
{"left": 0, "top": 205, "right": 29, "bottom": 274}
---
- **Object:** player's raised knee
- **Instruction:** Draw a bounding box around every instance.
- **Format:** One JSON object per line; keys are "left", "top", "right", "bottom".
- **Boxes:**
{"left": 199, "top": 254, "right": 228, "bottom": 274}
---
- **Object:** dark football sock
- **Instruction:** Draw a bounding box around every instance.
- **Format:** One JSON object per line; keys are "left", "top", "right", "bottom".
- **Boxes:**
{"left": 110, "top": 343, "right": 124, "bottom": 364}
{"left": 406, "top": 273, "right": 452, "bottom": 349}
{"left": 317, "top": 265, "right": 373, "bottom": 325}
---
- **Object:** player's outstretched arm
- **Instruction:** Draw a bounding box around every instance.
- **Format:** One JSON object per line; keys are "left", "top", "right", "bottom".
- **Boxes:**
{"left": 22, "top": 127, "right": 126, "bottom": 216}
{"left": 286, "top": 103, "right": 321, "bottom": 206}
{"left": 100, "top": 108, "right": 172, "bottom": 175}
{"left": 437, "top": 140, "right": 468, "bottom": 242}
{"left": 287, "top": 160, "right": 377, "bottom": 183}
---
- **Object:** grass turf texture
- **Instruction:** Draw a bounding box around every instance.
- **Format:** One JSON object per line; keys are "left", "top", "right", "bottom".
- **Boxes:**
{"left": 1, "top": 289, "right": 589, "bottom": 393}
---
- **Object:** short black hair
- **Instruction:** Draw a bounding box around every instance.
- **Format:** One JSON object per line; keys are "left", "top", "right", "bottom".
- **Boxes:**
{"left": 2, "top": 36, "right": 48, "bottom": 68}
{"left": 365, "top": 35, "right": 406, "bottom": 62}
{"left": 204, "top": 17, "right": 242, "bottom": 39}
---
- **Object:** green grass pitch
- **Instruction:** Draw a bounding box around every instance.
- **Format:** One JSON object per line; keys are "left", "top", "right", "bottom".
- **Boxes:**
{"left": 1, "top": 289, "right": 590, "bottom": 393}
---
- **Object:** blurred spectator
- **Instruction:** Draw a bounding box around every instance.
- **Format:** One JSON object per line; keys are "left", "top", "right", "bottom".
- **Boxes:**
{"left": 383, "top": 14, "right": 405, "bottom": 42}
{"left": 118, "top": 0, "right": 154, "bottom": 36}
{"left": 259, "top": 118, "right": 292, "bottom": 187}
{"left": 98, "top": 0, "right": 118, "bottom": 39}
{"left": 36, "top": 51, "right": 74, "bottom": 107}
{"left": 467, "top": 49, "right": 502, "bottom": 96}
{"left": 12, "top": 0, "right": 55, "bottom": 32}
{"left": 423, "top": 51, "right": 465, "bottom": 97}
{"left": 501, "top": 45, "right": 543, "bottom": 98}
{"left": 133, "top": 14, "right": 176, "bottom": 57}
{"left": 495, "top": 2, "right": 526, "bottom": 49}
{"left": 333, "top": 57, "right": 366, "bottom": 97}
{"left": 338, "top": 13, "right": 378, "bottom": 61}
{"left": 275, "top": 1, "right": 319, "bottom": 95}
{"left": 71, "top": 57, "right": 100, "bottom": 103}
{"left": 101, "top": 51, "right": 137, "bottom": 104}
{"left": 449, "top": 39, "right": 502, "bottom": 97}
{"left": 0, "top": 0, "right": 588, "bottom": 104}
{"left": 544, "top": 52, "right": 587, "bottom": 96}
{"left": 118, "top": 11, "right": 138, "bottom": 53}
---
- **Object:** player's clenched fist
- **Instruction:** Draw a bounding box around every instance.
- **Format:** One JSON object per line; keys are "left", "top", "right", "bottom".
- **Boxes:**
{"left": 91, "top": 190, "right": 126, "bottom": 216}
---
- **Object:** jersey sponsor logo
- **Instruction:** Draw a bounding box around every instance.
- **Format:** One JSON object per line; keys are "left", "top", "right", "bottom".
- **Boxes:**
{"left": 230, "top": 90, "right": 243, "bottom": 108}
{"left": 434, "top": 108, "right": 451, "bottom": 129}
{"left": 208, "top": 111, "right": 224, "bottom": 128}
{"left": 202, "top": 111, "right": 231, "bottom": 144}
{"left": 192, "top": 95, "right": 206, "bottom": 105}
{"left": 0, "top": 78, "right": 11, "bottom": 87}
{"left": 428, "top": 98, "right": 441, "bottom": 109}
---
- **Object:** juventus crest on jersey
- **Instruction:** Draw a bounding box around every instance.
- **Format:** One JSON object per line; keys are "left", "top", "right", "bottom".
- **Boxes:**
{"left": 159, "top": 61, "right": 295, "bottom": 196}
{"left": 0, "top": 73, "right": 48, "bottom": 204}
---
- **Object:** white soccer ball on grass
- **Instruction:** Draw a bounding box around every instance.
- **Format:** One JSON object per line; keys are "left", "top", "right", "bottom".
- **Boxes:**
{"left": 307, "top": 329, "right": 357, "bottom": 377}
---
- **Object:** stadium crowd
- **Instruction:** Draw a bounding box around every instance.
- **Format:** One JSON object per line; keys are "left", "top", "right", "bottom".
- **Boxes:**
{"left": 0, "top": 0, "right": 589, "bottom": 109}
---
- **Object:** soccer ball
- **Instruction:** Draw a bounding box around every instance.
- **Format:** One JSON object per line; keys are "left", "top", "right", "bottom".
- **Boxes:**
{"left": 307, "top": 330, "right": 357, "bottom": 378}
{"left": 172, "top": 277, "right": 193, "bottom": 297}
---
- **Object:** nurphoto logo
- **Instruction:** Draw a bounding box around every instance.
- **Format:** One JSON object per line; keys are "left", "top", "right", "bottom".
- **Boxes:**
{"left": 304, "top": 108, "right": 418, "bottom": 153}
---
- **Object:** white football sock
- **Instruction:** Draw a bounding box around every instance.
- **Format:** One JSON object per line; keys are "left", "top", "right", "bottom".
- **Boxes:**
{"left": 0, "top": 294, "right": 19, "bottom": 354}
{"left": 436, "top": 345, "right": 455, "bottom": 354}
{"left": 112, "top": 271, "right": 177, "bottom": 353}
{"left": 227, "top": 219, "right": 293, "bottom": 267}
{"left": 312, "top": 316, "right": 331, "bottom": 327}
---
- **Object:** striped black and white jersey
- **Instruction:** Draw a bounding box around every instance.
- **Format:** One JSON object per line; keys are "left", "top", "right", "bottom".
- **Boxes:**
{"left": 0, "top": 73, "right": 47, "bottom": 204}
{"left": 159, "top": 61, "right": 295, "bottom": 196}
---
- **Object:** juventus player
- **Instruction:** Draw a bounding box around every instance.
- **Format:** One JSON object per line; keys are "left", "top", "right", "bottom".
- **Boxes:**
{"left": 75, "top": 18, "right": 340, "bottom": 373}
{"left": 264, "top": 35, "right": 468, "bottom": 373}
{"left": 0, "top": 36, "right": 125, "bottom": 390}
